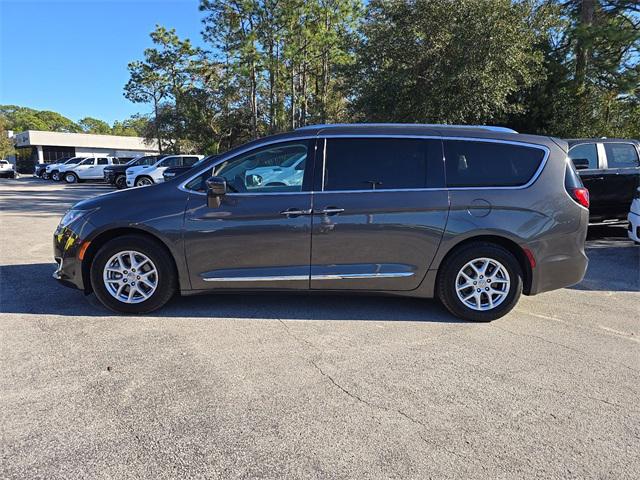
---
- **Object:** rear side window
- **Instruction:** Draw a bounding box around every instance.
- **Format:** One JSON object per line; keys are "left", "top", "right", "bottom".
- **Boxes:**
{"left": 604, "top": 143, "right": 639, "bottom": 168}
{"left": 444, "top": 140, "right": 545, "bottom": 188}
{"left": 182, "top": 156, "right": 200, "bottom": 167}
{"left": 568, "top": 143, "right": 598, "bottom": 169}
{"left": 161, "top": 157, "right": 181, "bottom": 168}
{"left": 97, "top": 158, "right": 108, "bottom": 165}
{"left": 323, "top": 138, "right": 441, "bottom": 191}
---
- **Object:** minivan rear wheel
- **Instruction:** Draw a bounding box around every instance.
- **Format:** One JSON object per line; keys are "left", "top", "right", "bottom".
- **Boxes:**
{"left": 437, "top": 242, "right": 522, "bottom": 322}
{"left": 90, "top": 235, "right": 176, "bottom": 314}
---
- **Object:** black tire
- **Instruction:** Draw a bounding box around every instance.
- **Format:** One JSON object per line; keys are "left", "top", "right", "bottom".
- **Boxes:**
{"left": 51, "top": 171, "right": 61, "bottom": 181}
{"left": 115, "top": 175, "right": 127, "bottom": 189}
{"left": 64, "top": 172, "right": 78, "bottom": 184}
{"left": 135, "top": 176, "right": 154, "bottom": 187}
{"left": 436, "top": 242, "right": 523, "bottom": 322}
{"left": 90, "top": 235, "right": 177, "bottom": 314}
{"left": 42, "top": 171, "right": 50, "bottom": 180}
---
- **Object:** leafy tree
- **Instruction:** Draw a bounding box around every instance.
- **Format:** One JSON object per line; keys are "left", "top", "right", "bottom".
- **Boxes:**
{"left": 349, "top": 0, "right": 546, "bottom": 124}
{"left": 124, "top": 25, "right": 201, "bottom": 153}
{"left": 0, "top": 116, "right": 15, "bottom": 159}
{"left": 0, "top": 105, "right": 81, "bottom": 132}
{"left": 111, "top": 115, "right": 149, "bottom": 136}
{"left": 78, "top": 117, "right": 112, "bottom": 134}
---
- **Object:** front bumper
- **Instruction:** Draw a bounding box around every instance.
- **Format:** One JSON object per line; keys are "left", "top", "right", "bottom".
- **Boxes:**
{"left": 628, "top": 211, "right": 640, "bottom": 243}
{"left": 53, "top": 217, "right": 96, "bottom": 291}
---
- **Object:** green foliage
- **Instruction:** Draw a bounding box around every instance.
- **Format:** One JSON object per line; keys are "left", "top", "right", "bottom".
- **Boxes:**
{"left": 123, "top": 0, "right": 638, "bottom": 151}
{"left": 78, "top": 117, "right": 112, "bottom": 134}
{"left": 350, "top": 0, "right": 547, "bottom": 124}
{"left": 0, "top": 105, "right": 81, "bottom": 133}
{"left": 0, "top": 116, "right": 15, "bottom": 159}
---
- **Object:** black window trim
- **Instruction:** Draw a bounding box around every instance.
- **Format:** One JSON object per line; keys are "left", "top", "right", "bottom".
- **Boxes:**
{"left": 179, "top": 135, "right": 550, "bottom": 195}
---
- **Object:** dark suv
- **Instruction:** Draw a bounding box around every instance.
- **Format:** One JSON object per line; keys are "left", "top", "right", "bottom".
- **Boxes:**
{"left": 53, "top": 124, "right": 589, "bottom": 321}
{"left": 568, "top": 138, "right": 640, "bottom": 222}
{"left": 103, "top": 155, "right": 161, "bottom": 189}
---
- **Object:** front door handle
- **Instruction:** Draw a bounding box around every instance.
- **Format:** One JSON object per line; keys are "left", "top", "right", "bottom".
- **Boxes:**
{"left": 314, "top": 207, "right": 345, "bottom": 215}
{"left": 280, "top": 208, "right": 312, "bottom": 217}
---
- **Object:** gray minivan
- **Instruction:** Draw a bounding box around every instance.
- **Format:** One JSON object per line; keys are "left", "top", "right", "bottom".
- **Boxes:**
{"left": 53, "top": 124, "right": 589, "bottom": 321}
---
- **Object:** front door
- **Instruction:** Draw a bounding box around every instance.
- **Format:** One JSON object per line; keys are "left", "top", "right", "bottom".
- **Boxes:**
{"left": 74, "top": 158, "right": 97, "bottom": 179}
{"left": 310, "top": 137, "right": 449, "bottom": 291}
{"left": 183, "top": 139, "right": 316, "bottom": 291}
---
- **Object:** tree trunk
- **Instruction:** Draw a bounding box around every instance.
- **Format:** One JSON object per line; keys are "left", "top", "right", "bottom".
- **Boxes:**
{"left": 575, "top": 0, "right": 595, "bottom": 93}
{"left": 153, "top": 96, "right": 162, "bottom": 154}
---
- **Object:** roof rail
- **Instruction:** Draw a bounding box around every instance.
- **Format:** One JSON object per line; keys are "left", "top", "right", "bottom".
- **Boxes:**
{"left": 295, "top": 123, "right": 518, "bottom": 134}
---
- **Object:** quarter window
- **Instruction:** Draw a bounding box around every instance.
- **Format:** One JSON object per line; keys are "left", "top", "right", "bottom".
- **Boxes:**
{"left": 444, "top": 140, "right": 545, "bottom": 187}
{"left": 323, "top": 138, "right": 436, "bottom": 191}
{"left": 568, "top": 143, "right": 598, "bottom": 170}
{"left": 604, "top": 143, "right": 639, "bottom": 168}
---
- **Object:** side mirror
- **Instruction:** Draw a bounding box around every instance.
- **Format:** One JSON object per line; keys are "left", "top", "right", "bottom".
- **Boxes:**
{"left": 571, "top": 158, "right": 590, "bottom": 170}
{"left": 206, "top": 176, "right": 227, "bottom": 208}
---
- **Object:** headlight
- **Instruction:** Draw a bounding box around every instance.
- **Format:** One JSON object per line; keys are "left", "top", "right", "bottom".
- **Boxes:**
{"left": 58, "top": 209, "right": 95, "bottom": 229}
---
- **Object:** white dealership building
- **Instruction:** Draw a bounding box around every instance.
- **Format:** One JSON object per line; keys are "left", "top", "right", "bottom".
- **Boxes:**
{"left": 13, "top": 130, "right": 159, "bottom": 168}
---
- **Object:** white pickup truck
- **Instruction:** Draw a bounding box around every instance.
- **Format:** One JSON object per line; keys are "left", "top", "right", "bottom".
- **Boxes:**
{"left": 0, "top": 160, "right": 16, "bottom": 179}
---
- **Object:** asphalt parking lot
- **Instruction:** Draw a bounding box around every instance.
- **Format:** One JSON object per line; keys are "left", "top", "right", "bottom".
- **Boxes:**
{"left": 1, "top": 177, "right": 639, "bottom": 479}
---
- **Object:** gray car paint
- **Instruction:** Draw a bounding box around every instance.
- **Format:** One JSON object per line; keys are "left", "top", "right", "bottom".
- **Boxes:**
{"left": 54, "top": 124, "right": 588, "bottom": 300}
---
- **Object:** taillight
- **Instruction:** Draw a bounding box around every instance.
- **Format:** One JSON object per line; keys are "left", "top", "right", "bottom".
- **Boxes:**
{"left": 571, "top": 187, "right": 590, "bottom": 209}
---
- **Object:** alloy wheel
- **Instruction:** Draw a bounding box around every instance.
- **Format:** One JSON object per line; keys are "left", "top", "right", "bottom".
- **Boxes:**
{"left": 455, "top": 257, "right": 510, "bottom": 311}
{"left": 102, "top": 250, "right": 158, "bottom": 304}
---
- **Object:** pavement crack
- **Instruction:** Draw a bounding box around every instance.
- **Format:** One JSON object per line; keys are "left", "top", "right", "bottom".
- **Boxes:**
{"left": 277, "top": 319, "right": 316, "bottom": 349}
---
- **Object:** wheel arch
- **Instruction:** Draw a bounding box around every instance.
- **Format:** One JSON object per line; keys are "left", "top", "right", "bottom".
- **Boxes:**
{"left": 435, "top": 235, "right": 533, "bottom": 295}
{"left": 81, "top": 227, "right": 182, "bottom": 294}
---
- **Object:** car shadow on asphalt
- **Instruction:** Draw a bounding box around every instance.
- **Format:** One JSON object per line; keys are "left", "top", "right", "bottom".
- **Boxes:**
{"left": 0, "top": 263, "right": 463, "bottom": 323}
{"left": 570, "top": 224, "right": 640, "bottom": 292}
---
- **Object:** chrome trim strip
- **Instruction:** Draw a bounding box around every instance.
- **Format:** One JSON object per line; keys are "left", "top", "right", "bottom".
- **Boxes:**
{"left": 312, "top": 272, "right": 414, "bottom": 280}
{"left": 201, "top": 272, "right": 415, "bottom": 282}
{"left": 202, "top": 275, "right": 309, "bottom": 282}
{"left": 179, "top": 134, "right": 550, "bottom": 195}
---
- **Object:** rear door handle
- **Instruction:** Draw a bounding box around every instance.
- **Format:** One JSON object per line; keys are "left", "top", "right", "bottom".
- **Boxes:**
{"left": 314, "top": 207, "right": 345, "bottom": 215}
{"left": 280, "top": 208, "right": 312, "bottom": 217}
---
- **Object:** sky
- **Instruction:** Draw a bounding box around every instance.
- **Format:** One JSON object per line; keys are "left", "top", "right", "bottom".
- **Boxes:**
{"left": 0, "top": 0, "right": 204, "bottom": 124}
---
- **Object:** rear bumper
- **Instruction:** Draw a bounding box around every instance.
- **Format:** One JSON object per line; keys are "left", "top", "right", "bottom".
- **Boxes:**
{"left": 527, "top": 208, "right": 589, "bottom": 295}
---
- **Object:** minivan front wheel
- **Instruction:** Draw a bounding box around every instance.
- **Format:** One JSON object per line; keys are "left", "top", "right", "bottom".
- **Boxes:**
{"left": 90, "top": 235, "right": 176, "bottom": 314}
{"left": 437, "top": 242, "right": 522, "bottom": 322}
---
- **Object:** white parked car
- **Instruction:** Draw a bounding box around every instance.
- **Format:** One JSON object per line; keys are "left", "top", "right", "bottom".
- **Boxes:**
{"left": 0, "top": 159, "right": 15, "bottom": 178}
{"left": 628, "top": 187, "right": 640, "bottom": 244}
{"left": 45, "top": 157, "right": 85, "bottom": 180}
{"left": 245, "top": 152, "right": 306, "bottom": 189}
{"left": 62, "top": 157, "right": 119, "bottom": 183}
{"left": 126, "top": 154, "right": 203, "bottom": 187}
